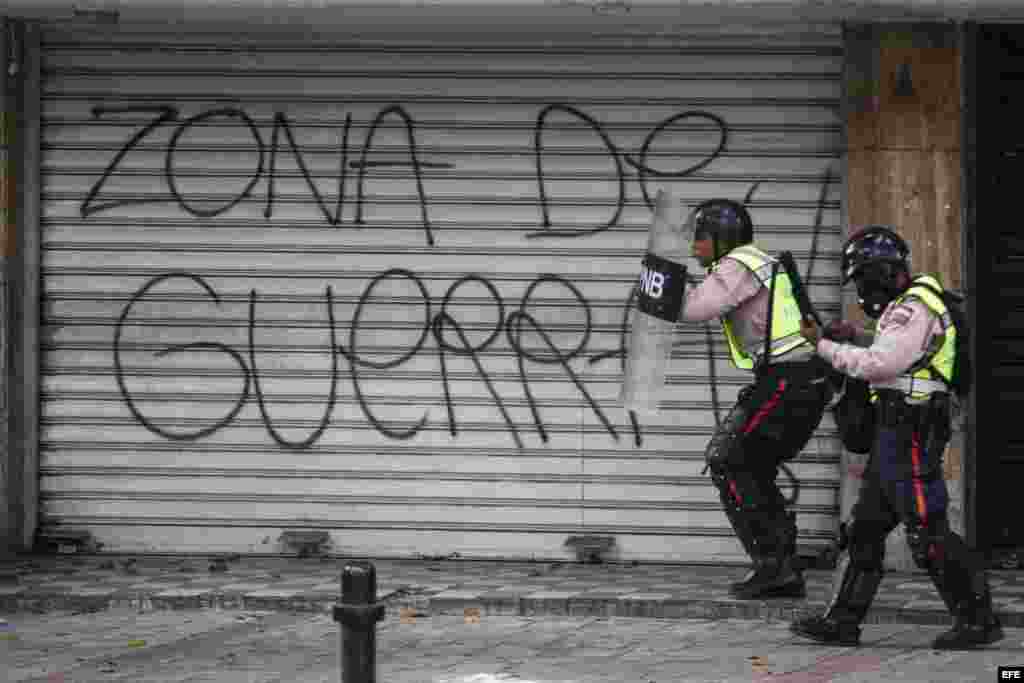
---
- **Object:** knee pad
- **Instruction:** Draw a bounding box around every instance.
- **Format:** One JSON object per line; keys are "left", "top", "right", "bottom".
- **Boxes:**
{"left": 704, "top": 420, "right": 745, "bottom": 470}
{"left": 710, "top": 467, "right": 743, "bottom": 511}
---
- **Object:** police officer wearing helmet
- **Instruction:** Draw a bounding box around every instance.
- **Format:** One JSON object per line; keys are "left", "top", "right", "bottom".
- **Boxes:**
{"left": 790, "top": 225, "right": 1002, "bottom": 650}
{"left": 680, "top": 199, "right": 833, "bottom": 600}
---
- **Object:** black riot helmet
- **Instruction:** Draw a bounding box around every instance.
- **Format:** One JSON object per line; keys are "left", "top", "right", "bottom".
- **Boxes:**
{"left": 841, "top": 225, "right": 911, "bottom": 319}
{"left": 686, "top": 198, "right": 753, "bottom": 262}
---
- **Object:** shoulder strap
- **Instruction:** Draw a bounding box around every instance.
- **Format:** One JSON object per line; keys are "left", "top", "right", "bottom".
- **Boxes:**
{"left": 761, "top": 260, "right": 778, "bottom": 367}
{"left": 902, "top": 281, "right": 954, "bottom": 331}
{"left": 904, "top": 280, "right": 959, "bottom": 387}
{"left": 722, "top": 245, "right": 774, "bottom": 286}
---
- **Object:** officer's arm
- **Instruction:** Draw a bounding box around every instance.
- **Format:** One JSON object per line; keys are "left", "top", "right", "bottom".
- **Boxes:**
{"left": 679, "top": 259, "right": 759, "bottom": 324}
{"left": 815, "top": 300, "right": 935, "bottom": 383}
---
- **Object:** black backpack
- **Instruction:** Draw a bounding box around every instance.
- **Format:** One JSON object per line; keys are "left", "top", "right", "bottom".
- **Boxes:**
{"left": 911, "top": 281, "right": 972, "bottom": 399}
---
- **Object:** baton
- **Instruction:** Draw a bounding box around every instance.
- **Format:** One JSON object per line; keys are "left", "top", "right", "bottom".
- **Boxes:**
{"left": 777, "top": 251, "right": 823, "bottom": 327}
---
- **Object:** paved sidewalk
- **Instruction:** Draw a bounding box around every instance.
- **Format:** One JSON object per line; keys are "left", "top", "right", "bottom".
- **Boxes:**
{"left": 6, "top": 610, "right": 1021, "bottom": 683}
{"left": 2, "top": 554, "right": 1024, "bottom": 628}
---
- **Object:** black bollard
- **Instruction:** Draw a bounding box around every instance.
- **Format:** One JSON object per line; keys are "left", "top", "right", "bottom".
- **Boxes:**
{"left": 333, "top": 561, "right": 386, "bottom": 683}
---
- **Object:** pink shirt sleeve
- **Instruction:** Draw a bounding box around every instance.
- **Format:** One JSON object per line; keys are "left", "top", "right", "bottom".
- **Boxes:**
{"left": 816, "top": 297, "right": 940, "bottom": 383}
{"left": 680, "top": 258, "right": 762, "bottom": 324}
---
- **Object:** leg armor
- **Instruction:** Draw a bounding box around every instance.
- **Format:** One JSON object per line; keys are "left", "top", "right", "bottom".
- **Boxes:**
{"left": 922, "top": 523, "right": 1006, "bottom": 649}
{"left": 791, "top": 521, "right": 885, "bottom": 646}
{"left": 707, "top": 386, "right": 804, "bottom": 599}
{"left": 906, "top": 516, "right": 960, "bottom": 613}
{"left": 705, "top": 395, "right": 759, "bottom": 558}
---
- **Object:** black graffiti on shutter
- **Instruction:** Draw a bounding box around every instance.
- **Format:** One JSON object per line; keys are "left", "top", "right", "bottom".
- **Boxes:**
{"left": 80, "top": 105, "right": 180, "bottom": 218}
{"left": 113, "top": 271, "right": 251, "bottom": 441}
{"left": 353, "top": 105, "right": 435, "bottom": 246}
{"left": 247, "top": 285, "right": 340, "bottom": 449}
{"left": 432, "top": 274, "right": 513, "bottom": 441}
{"left": 623, "top": 110, "right": 729, "bottom": 212}
{"left": 79, "top": 103, "right": 732, "bottom": 245}
{"left": 342, "top": 267, "right": 434, "bottom": 440}
{"left": 166, "top": 107, "right": 266, "bottom": 218}
{"left": 112, "top": 268, "right": 641, "bottom": 448}
{"left": 531, "top": 106, "right": 730, "bottom": 237}
{"left": 530, "top": 103, "right": 626, "bottom": 240}
{"left": 263, "top": 112, "right": 351, "bottom": 226}
{"left": 587, "top": 283, "right": 643, "bottom": 446}
{"left": 90, "top": 102, "right": 837, "bottom": 452}
{"left": 507, "top": 274, "right": 618, "bottom": 442}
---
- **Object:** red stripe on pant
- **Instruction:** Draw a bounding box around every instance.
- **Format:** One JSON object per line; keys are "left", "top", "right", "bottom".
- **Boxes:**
{"left": 910, "top": 431, "right": 931, "bottom": 558}
{"left": 742, "top": 379, "right": 788, "bottom": 435}
{"left": 727, "top": 379, "right": 788, "bottom": 505}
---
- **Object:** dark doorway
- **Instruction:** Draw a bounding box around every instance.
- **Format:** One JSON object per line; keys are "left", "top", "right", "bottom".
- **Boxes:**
{"left": 973, "top": 24, "right": 1024, "bottom": 555}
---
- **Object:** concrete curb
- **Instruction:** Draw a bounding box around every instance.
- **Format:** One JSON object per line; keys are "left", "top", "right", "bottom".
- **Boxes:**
{"left": 4, "top": 589, "right": 1023, "bottom": 628}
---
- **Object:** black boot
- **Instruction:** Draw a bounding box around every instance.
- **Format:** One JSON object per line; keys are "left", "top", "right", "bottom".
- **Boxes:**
{"left": 928, "top": 565, "right": 959, "bottom": 614}
{"left": 790, "top": 554, "right": 882, "bottom": 646}
{"left": 932, "top": 578, "right": 1004, "bottom": 650}
{"left": 724, "top": 506, "right": 760, "bottom": 594}
{"left": 730, "top": 555, "right": 805, "bottom": 599}
{"left": 731, "top": 515, "right": 804, "bottom": 600}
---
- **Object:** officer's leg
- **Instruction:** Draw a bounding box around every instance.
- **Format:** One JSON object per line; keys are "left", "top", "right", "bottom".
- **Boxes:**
{"left": 705, "top": 385, "right": 802, "bottom": 598}
{"left": 901, "top": 417, "right": 1004, "bottom": 649}
{"left": 705, "top": 389, "right": 760, "bottom": 559}
{"left": 930, "top": 527, "right": 1003, "bottom": 649}
{"left": 726, "top": 462, "right": 805, "bottom": 599}
{"left": 791, "top": 453, "right": 897, "bottom": 646}
{"left": 728, "top": 378, "right": 829, "bottom": 599}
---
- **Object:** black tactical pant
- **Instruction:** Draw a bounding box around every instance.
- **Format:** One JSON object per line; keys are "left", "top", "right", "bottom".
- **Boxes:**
{"left": 706, "top": 359, "right": 831, "bottom": 561}
{"left": 843, "top": 390, "right": 986, "bottom": 614}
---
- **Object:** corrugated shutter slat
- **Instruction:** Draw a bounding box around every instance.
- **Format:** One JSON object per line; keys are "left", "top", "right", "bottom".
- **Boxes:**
{"left": 38, "top": 22, "right": 843, "bottom": 562}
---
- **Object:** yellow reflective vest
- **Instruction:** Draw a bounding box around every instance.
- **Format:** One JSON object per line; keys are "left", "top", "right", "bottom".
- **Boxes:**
{"left": 870, "top": 274, "right": 955, "bottom": 402}
{"left": 714, "top": 244, "right": 809, "bottom": 370}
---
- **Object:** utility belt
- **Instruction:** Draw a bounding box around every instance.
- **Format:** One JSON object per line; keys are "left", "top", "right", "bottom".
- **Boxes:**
{"left": 874, "top": 388, "right": 952, "bottom": 461}
{"left": 754, "top": 355, "right": 831, "bottom": 385}
{"left": 871, "top": 376, "right": 949, "bottom": 405}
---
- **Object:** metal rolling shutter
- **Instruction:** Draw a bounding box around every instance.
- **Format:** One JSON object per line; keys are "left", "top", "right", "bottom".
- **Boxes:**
{"left": 37, "top": 21, "right": 844, "bottom": 562}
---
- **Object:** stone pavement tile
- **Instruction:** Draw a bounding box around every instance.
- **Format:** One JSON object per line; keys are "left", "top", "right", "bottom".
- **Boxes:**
{"left": 523, "top": 591, "right": 578, "bottom": 600}
{"left": 218, "top": 583, "right": 274, "bottom": 592}
{"left": 495, "top": 584, "right": 548, "bottom": 593}
{"left": 123, "top": 581, "right": 188, "bottom": 591}
{"left": 901, "top": 598, "right": 948, "bottom": 610}
{"left": 520, "top": 597, "right": 573, "bottom": 617}
{"left": 620, "top": 592, "right": 675, "bottom": 601}
{"left": 66, "top": 587, "right": 119, "bottom": 597}
{"left": 893, "top": 580, "right": 933, "bottom": 590}
{"left": 648, "top": 582, "right": 688, "bottom": 590}
{"left": 474, "top": 598, "right": 522, "bottom": 616}
{"left": 152, "top": 588, "right": 214, "bottom": 598}
{"left": 242, "top": 588, "right": 305, "bottom": 598}
{"left": 433, "top": 590, "right": 485, "bottom": 600}
{"left": 270, "top": 576, "right": 331, "bottom": 586}
{"left": 27, "top": 581, "right": 90, "bottom": 590}
{"left": 575, "top": 589, "right": 627, "bottom": 599}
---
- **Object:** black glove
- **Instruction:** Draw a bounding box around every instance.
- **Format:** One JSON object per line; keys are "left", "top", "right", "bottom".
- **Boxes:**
{"left": 823, "top": 320, "right": 858, "bottom": 343}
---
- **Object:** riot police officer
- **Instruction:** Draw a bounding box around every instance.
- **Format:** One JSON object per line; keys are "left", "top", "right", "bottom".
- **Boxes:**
{"left": 680, "top": 199, "right": 832, "bottom": 599}
{"left": 790, "top": 225, "right": 1002, "bottom": 649}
